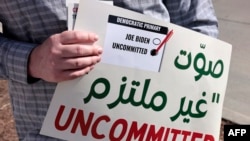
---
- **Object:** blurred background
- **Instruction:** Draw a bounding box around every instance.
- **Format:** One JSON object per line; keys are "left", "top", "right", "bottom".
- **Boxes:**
{"left": 213, "top": 0, "right": 250, "bottom": 124}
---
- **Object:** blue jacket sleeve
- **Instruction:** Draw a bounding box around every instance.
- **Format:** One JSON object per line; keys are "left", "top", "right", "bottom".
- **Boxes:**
{"left": 0, "top": 33, "right": 37, "bottom": 84}
{"left": 113, "top": 0, "right": 219, "bottom": 38}
{"left": 164, "top": 0, "right": 219, "bottom": 38}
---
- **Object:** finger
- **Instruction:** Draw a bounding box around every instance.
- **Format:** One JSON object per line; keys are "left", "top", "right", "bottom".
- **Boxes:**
{"left": 60, "top": 44, "right": 102, "bottom": 58}
{"left": 57, "top": 55, "right": 101, "bottom": 70}
{"left": 59, "top": 30, "right": 99, "bottom": 44}
{"left": 59, "top": 65, "right": 95, "bottom": 82}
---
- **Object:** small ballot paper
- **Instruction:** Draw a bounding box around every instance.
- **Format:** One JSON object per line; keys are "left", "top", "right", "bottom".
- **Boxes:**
{"left": 102, "top": 15, "right": 169, "bottom": 72}
{"left": 41, "top": 0, "right": 232, "bottom": 141}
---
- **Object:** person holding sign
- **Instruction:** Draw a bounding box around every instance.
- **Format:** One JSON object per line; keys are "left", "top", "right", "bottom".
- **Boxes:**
{"left": 0, "top": 0, "right": 218, "bottom": 140}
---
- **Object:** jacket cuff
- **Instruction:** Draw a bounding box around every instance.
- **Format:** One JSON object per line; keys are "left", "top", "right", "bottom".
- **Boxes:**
{"left": 4, "top": 40, "right": 39, "bottom": 84}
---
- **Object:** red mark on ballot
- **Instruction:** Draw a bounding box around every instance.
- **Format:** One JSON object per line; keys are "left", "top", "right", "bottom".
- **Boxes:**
{"left": 151, "top": 29, "right": 174, "bottom": 56}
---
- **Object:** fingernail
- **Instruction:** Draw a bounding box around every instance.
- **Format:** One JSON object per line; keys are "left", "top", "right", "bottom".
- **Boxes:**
{"left": 98, "top": 47, "right": 103, "bottom": 54}
{"left": 94, "top": 34, "right": 99, "bottom": 41}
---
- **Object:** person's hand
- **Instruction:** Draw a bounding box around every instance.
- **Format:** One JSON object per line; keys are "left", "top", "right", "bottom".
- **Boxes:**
{"left": 28, "top": 30, "right": 102, "bottom": 82}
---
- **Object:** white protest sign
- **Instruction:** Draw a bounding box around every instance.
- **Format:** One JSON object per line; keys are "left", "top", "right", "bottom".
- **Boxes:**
{"left": 41, "top": 0, "right": 232, "bottom": 140}
{"left": 67, "top": 3, "right": 78, "bottom": 30}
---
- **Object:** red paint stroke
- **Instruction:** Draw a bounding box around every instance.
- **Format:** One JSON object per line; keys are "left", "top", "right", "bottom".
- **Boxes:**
{"left": 156, "top": 29, "right": 174, "bottom": 53}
